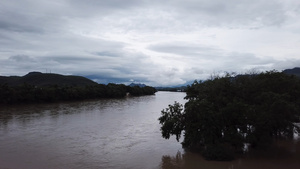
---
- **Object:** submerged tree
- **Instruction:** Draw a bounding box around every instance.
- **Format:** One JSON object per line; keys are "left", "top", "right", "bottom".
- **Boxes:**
{"left": 159, "top": 71, "right": 300, "bottom": 161}
{"left": 158, "top": 101, "right": 184, "bottom": 142}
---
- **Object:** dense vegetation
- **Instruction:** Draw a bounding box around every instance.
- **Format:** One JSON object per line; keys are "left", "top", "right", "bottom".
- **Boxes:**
{"left": 155, "top": 86, "right": 187, "bottom": 92}
{"left": 159, "top": 71, "right": 300, "bottom": 161}
{"left": 0, "top": 72, "right": 157, "bottom": 104}
{"left": 0, "top": 83, "right": 156, "bottom": 104}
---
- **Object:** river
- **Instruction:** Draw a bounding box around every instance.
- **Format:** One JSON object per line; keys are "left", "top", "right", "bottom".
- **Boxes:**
{"left": 0, "top": 91, "right": 299, "bottom": 169}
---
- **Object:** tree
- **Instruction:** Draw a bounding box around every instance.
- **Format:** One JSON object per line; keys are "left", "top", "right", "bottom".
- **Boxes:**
{"left": 0, "top": 82, "right": 156, "bottom": 104}
{"left": 158, "top": 101, "right": 184, "bottom": 142}
{"left": 159, "top": 71, "right": 300, "bottom": 161}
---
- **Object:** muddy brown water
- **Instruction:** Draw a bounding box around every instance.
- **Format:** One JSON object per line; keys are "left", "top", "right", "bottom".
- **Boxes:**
{"left": 0, "top": 91, "right": 299, "bottom": 169}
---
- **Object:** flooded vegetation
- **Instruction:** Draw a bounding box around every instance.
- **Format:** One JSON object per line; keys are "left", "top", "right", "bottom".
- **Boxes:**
{"left": 159, "top": 71, "right": 300, "bottom": 161}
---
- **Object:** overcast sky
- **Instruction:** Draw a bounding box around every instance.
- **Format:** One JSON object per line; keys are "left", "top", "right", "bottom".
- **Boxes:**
{"left": 1, "top": 0, "right": 300, "bottom": 86}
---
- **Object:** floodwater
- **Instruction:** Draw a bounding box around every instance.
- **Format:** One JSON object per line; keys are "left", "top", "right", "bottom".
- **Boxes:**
{"left": 0, "top": 91, "right": 299, "bottom": 169}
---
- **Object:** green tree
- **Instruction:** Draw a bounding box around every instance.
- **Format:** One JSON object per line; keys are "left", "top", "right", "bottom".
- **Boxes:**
{"left": 159, "top": 71, "right": 300, "bottom": 161}
{"left": 158, "top": 101, "right": 184, "bottom": 142}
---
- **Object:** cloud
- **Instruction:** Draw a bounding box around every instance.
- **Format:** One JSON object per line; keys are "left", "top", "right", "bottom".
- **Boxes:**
{"left": 9, "top": 55, "right": 34, "bottom": 62}
{"left": 148, "top": 43, "right": 222, "bottom": 58}
{"left": 1, "top": 0, "right": 300, "bottom": 85}
{"left": 148, "top": 42, "right": 275, "bottom": 70}
{"left": 81, "top": 0, "right": 293, "bottom": 35}
{"left": 165, "top": 0, "right": 288, "bottom": 28}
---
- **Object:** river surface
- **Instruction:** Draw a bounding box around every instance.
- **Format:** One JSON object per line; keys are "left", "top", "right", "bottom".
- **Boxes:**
{"left": 0, "top": 91, "right": 300, "bottom": 169}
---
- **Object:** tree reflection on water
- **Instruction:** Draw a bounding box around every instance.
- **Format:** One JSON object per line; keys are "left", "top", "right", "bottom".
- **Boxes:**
{"left": 160, "top": 139, "right": 300, "bottom": 169}
{"left": 160, "top": 150, "right": 235, "bottom": 169}
{"left": 161, "top": 151, "right": 185, "bottom": 169}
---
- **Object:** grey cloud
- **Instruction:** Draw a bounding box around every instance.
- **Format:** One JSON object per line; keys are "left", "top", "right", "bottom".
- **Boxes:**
{"left": 0, "top": 0, "right": 300, "bottom": 86}
{"left": 0, "top": 15, "right": 48, "bottom": 34}
{"left": 41, "top": 55, "right": 100, "bottom": 65}
{"left": 69, "top": 0, "right": 144, "bottom": 11}
{"left": 9, "top": 55, "right": 34, "bottom": 62}
{"left": 145, "top": 39, "right": 300, "bottom": 85}
{"left": 222, "top": 52, "right": 274, "bottom": 67}
{"left": 95, "top": 0, "right": 291, "bottom": 34}
{"left": 1, "top": 55, "right": 39, "bottom": 75}
{"left": 148, "top": 43, "right": 222, "bottom": 58}
{"left": 93, "top": 51, "right": 121, "bottom": 57}
{"left": 0, "top": 0, "right": 292, "bottom": 39}
{"left": 165, "top": 0, "right": 288, "bottom": 28}
{"left": 0, "top": 1, "right": 67, "bottom": 34}
{"left": 147, "top": 41, "right": 291, "bottom": 82}
{"left": 0, "top": 0, "right": 288, "bottom": 40}
{"left": 32, "top": 50, "right": 158, "bottom": 84}
{"left": 272, "top": 59, "right": 300, "bottom": 71}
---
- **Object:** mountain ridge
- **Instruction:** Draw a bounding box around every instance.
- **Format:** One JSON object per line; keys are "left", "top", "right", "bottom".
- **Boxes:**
{"left": 1, "top": 67, "right": 300, "bottom": 88}
{"left": 0, "top": 72, "right": 97, "bottom": 87}
{"left": 282, "top": 67, "right": 300, "bottom": 77}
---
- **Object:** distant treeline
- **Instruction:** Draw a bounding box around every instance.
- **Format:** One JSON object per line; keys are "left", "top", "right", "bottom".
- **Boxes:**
{"left": 155, "top": 86, "right": 187, "bottom": 92}
{"left": 0, "top": 83, "right": 157, "bottom": 104}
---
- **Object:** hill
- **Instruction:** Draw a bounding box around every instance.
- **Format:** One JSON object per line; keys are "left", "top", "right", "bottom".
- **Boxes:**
{"left": 0, "top": 72, "right": 97, "bottom": 87}
{"left": 155, "top": 86, "right": 187, "bottom": 92}
{"left": 282, "top": 67, "right": 300, "bottom": 77}
{"left": 129, "top": 83, "right": 146, "bottom": 87}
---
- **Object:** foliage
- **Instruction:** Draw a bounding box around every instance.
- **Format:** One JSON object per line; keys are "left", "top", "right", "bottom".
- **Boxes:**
{"left": 159, "top": 71, "right": 300, "bottom": 161}
{"left": 0, "top": 83, "right": 157, "bottom": 104}
{"left": 128, "top": 86, "right": 158, "bottom": 96}
{"left": 156, "top": 86, "right": 187, "bottom": 92}
{"left": 159, "top": 102, "right": 184, "bottom": 141}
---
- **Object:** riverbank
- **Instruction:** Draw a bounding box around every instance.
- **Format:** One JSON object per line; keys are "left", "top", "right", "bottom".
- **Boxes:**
{"left": 0, "top": 83, "right": 156, "bottom": 105}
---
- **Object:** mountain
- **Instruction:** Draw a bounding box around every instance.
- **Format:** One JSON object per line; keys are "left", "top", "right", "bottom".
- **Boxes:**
{"left": 282, "top": 67, "right": 300, "bottom": 78}
{"left": 155, "top": 86, "right": 187, "bottom": 92}
{"left": 129, "top": 83, "right": 146, "bottom": 87}
{"left": 154, "top": 80, "right": 194, "bottom": 92}
{"left": 0, "top": 72, "right": 98, "bottom": 87}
